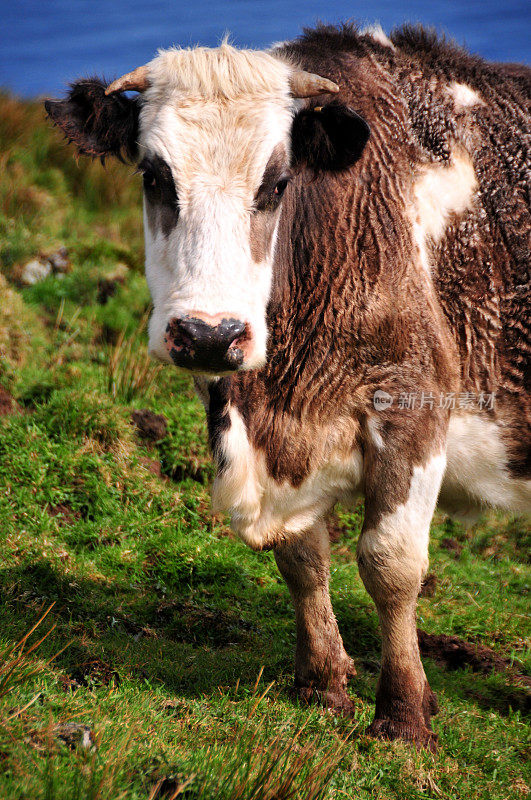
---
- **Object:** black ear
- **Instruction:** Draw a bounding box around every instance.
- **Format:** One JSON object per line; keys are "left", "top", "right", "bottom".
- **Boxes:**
{"left": 44, "top": 78, "right": 140, "bottom": 162}
{"left": 291, "top": 102, "right": 370, "bottom": 172}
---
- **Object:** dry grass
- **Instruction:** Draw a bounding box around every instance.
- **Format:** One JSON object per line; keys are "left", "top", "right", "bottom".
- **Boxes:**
{"left": 106, "top": 312, "right": 163, "bottom": 403}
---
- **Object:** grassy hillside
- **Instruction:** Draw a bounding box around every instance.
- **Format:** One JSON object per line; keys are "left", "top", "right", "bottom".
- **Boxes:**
{"left": 0, "top": 91, "right": 529, "bottom": 799}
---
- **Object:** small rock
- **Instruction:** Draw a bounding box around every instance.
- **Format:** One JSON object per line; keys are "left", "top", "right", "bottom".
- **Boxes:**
{"left": 55, "top": 723, "right": 95, "bottom": 750}
{"left": 20, "top": 259, "right": 51, "bottom": 285}
{"left": 131, "top": 409, "right": 168, "bottom": 442}
{"left": 47, "top": 247, "right": 70, "bottom": 273}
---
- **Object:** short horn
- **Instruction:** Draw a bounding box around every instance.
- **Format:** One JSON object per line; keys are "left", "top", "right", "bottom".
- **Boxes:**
{"left": 105, "top": 65, "right": 150, "bottom": 95}
{"left": 289, "top": 70, "right": 340, "bottom": 98}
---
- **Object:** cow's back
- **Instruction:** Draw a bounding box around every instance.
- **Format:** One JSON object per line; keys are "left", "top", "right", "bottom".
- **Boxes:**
{"left": 391, "top": 27, "right": 530, "bottom": 478}
{"left": 276, "top": 25, "right": 530, "bottom": 485}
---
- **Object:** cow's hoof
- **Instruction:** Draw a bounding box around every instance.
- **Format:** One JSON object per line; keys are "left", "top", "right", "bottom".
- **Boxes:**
{"left": 422, "top": 684, "right": 439, "bottom": 725}
{"left": 291, "top": 685, "right": 356, "bottom": 716}
{"left": 366, "top": 717, "right": 438, "bottom": 752}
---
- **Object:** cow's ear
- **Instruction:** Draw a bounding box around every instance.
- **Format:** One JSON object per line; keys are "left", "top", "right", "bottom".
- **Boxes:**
{"left": 291, "top": 102, "right": 370, "bottom": 172}
{"left": 44, "top": 78, "right": 139, "bottom": 162}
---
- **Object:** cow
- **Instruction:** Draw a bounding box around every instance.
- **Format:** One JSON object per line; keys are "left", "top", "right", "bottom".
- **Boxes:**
{"left": 45, "top": 23, "right": 531, "bottom": 750}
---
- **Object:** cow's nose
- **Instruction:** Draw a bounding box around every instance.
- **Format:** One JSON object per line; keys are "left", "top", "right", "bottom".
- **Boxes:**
{"left": 165, "top": 316, "right": 247, "bottom": 373}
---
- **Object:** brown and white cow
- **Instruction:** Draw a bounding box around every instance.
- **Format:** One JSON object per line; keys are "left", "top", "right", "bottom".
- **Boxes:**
{"left": 45, "top": 23, "right": 531, "bottom": 749}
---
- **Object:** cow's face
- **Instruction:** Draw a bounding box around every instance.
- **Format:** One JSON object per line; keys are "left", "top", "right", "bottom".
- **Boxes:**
{"left": 45, "top": 45, "right": 369, "bottom": 376}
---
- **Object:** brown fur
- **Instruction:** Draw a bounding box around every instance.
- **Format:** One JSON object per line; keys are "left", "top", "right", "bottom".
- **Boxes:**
{"left": 208, "top": 25, "right": 529, "bottom": 747}
{"left": 210, "top": 23, "right": 530, "bottom": 486}
{"left": 274, "top": 523, "right": 356, "bottom": 713}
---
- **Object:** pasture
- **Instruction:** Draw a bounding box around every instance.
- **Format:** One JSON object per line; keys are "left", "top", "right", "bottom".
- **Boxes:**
{"left": 0, "top": 92, "right": 529, "bottom": 799}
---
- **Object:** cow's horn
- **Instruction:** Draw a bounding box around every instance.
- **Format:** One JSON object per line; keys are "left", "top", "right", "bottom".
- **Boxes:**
{"left": 289, "top": 70, "right": 340, "bottom": 97}
{"left": 105, "top": 65, "right": 150, "bottom": 95}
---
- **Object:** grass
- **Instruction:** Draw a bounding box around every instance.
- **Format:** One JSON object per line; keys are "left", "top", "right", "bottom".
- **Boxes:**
{"left": 0, "top": 89, "right": 529, "bottom": 799}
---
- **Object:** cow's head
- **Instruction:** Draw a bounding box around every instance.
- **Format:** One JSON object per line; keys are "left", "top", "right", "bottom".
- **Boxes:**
{"left": 45, "top": 44, "right": 369, "bottom": 375}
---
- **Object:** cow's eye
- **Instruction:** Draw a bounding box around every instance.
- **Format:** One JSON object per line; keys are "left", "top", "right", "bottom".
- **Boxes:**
{"left": 142, "top": 169, "right": 157, "bottom": 190}
{"left": 273, "top": 178, "right": 289, "bottom": 197}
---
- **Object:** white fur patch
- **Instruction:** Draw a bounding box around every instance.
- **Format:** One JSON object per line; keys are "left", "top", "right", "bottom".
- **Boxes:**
{"left": 361, "top": 24, "right": 396, "bottom": 50}
{"left": 367, "top": 416, "right": 385, "bottom": 450}
{"left": 358, "top": 453, "right": 447, "bottom": 579}
{"left": 212, "top": 406, "right": 363, "bottom": 550}
{"left": 440, "top": 414, "right": 531, "bottom": 517}
{"left": 139, "top": 44, "right": 295, "bottom": 372}
{"left": 146, "top": 43, "right": 292, "bottom": 101}
{"left": 409, "top": 149, "right": 477, "bottom": 274}
{"left": 446, "top": 82, "right": 484, "bottom": 109}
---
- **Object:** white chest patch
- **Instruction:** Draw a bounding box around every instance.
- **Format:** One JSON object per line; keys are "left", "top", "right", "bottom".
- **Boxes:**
{"left": 211, "top": 406, "right": 363, "bottom": 550}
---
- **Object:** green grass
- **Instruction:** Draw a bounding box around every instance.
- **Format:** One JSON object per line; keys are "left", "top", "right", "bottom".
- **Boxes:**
{"left": 0, "top": 91, "right": 529, "bottom": 799}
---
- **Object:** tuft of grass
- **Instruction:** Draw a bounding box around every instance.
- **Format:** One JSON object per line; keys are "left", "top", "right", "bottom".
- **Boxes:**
{"left": 32, "top": 388, "right": 131, "bottom": 447}
{"left": 0, "top": 604, "right": 68, "bottom": 705}
{"left": 106, "top": 312, "right": 163, "bottom": 403}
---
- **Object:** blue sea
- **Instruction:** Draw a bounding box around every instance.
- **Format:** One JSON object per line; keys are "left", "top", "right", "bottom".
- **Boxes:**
{"left": 0, "top": 0, "right": 529, "bottom": 98}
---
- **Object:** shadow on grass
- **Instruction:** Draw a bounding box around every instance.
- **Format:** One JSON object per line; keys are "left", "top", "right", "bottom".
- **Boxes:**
{"left": 0, "top": 560, "right": 527, "bottom": 719}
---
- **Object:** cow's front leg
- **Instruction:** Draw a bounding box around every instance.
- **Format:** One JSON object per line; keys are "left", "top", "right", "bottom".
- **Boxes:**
{"left": 357, "top": 442, "right": 446, "bottom": 751}
{"left": 274, "top": 521, "right": 356, "bottom": 714}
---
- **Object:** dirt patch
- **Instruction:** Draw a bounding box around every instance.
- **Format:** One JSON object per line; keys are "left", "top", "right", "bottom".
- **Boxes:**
{"left": 419, "top": 573, "right": 438, "bottom": 597}
{"left": 163, "top": 462, "right": 209, "bottom": 484}
{"left": 418, "top": 628, "right": 531, "bottom": 713}
{"left": 55, "top": 723, "right": 95, "bottom": 751}
{"left": 69, "top": 657, "right": 120, "bottom": 687}
{"left": 0, "top": 387, "right": 20, "bottom": 416}
{"left": 418, "top": 629, "right": 511, "bottom": 672}
{"left": 47, "top": 503, "right": 81, "bottom": 526}
{"left": 96, "top": 263, "right": 129, "bottom": 305}
{"left": 131, "top": 409, "right": 167, "bottom": 443}
{"left": 140, "top": 456, "right": 163, "bottom": 478}
{"left": 440, "top": 537, "right": 463, "bottom": 557}
{"left": 57, "top": 674, "right": 82, "bottom": 692}
{"left": 154, "top": 600, "right": 257, "bottom": 648}
{"left": 328, "top": 520, "right": 346, "bottom": 543}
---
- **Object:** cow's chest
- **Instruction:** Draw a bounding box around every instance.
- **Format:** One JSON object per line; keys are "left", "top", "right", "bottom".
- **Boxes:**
{"left": 209, "top": 403, "right": 363, "bottom": 550}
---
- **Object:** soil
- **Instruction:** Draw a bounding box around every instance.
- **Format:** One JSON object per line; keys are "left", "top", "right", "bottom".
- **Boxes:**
{"left": 418, "top": 628, "right": 531, "bottom": 689}
{"left": 0, "top": 387, "right": 20, "bottom": 416}
{"left": 47, "top": 503, "right": 81, "bottom": 525}
{"left": 131, "top": 409, "right": 167, "bottom": 442}
{"left": 419, "top": 573, "right": 438, "bottom": 597}
{"left": 440, "top": 537, "right": 463, "bottom": 557}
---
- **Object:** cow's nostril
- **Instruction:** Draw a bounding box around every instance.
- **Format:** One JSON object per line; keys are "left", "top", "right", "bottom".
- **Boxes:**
{"left": 165, "top": 316, "right": 247, "bottom": 373}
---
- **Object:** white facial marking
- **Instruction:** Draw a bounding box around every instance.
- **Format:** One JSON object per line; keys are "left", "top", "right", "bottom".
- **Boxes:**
{"left": 212, "top": 406, "right": 363, "bottom": 550}
{"left": 446, "top": 82, "right": 484, "bottom": 109}
{"left": 139, "top": 44, "right": 295, "bottom": 372}
{"left": 409, "top": 149, "right": 477, "bottom": 274}
{"left": 440, "top": 414, "right": 531, "bottom": 517}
